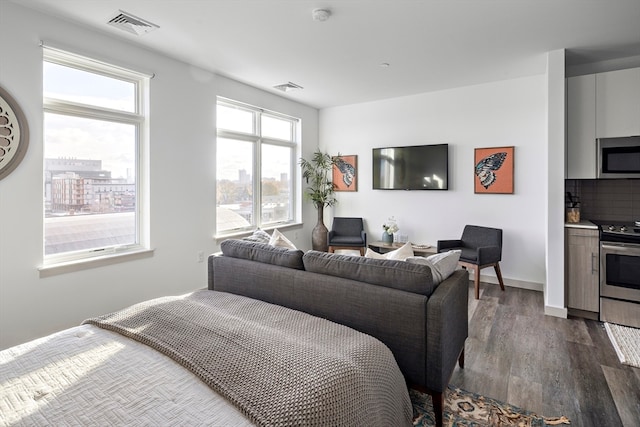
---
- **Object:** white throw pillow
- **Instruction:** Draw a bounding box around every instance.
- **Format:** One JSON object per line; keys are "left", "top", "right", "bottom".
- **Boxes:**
{"left": 364, "top": 242, "right": 414, "bottom": 261}
{"left": 406, "top": 250, "right": 461, "bottom": 285}
{"left": 268, "top": 228, "right": 297, "bottom": 249}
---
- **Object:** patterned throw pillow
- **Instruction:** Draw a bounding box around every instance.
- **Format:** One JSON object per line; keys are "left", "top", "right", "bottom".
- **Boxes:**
{"left": 406, "top": 250, "right": 461, "bottom": 285}
{"left": 242, "top": 228, "right": 271, "bottom": 244}
{"left": 364, "top": 242, "right": 414, "bottom": 261}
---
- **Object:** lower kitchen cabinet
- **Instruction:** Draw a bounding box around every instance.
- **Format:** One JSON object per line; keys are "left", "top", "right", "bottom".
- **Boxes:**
{"left": 566, "top": 227, "right": 599, "bottom": 314}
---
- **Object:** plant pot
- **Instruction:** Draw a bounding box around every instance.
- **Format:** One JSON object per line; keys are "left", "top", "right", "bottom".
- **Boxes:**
{"left": 312, "top": 205, "right": 329, "bottom": 251}
{"left": 382, "top": 232, "right": 393, "bottom": 244}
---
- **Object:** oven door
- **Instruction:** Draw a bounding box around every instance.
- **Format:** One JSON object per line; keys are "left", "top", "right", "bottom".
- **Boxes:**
{"left": 600, "top": 241, "right": 640, "bottom": 303}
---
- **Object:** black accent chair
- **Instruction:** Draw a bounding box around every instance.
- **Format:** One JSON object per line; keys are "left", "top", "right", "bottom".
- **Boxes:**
{"left": 327, "top": 217, "right": 367, "bottom": 255}
{"left": 437, "top": 225, "right": 505, "bottom": 299}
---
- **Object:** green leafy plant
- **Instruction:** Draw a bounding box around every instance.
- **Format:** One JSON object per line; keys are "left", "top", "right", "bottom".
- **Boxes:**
{"left": 299, "top": 149, "right": 339, "bottom": 209}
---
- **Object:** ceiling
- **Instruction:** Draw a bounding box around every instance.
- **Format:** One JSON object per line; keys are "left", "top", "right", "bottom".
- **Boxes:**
{"left": 14, "top": 0, "right": 640, "bottom": 109}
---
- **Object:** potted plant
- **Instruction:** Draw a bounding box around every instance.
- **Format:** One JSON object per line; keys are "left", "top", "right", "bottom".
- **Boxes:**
{"left": 299, "top": 149, "right": 338, "bottom": 251}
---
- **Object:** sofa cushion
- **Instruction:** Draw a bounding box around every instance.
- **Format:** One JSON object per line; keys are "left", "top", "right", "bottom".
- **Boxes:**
{"left": 220, "top": 239, "right": 305, "bottom": 270}
{"left": 406, "top": 250, "right": 461, "bottom": 285}
{"left": 303, "top": 250, "right": 435, "bottom": 296}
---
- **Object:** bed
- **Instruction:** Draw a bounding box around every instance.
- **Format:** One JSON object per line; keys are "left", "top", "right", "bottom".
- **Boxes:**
{"left": 1, "top": 240, "right": 468, "bottom": 426}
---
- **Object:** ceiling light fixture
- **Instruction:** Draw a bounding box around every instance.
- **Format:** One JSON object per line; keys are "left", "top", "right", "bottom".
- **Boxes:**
{"left": 273, "top": 82, "right": 304, "bottom": 92}
{"left": 312, "top": 9, "right": 331, "bottom": 22}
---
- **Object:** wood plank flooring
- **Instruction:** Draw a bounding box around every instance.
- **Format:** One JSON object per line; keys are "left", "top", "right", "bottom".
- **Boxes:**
{"left": 449, "top": 282, "right": 640, "bottom": 426}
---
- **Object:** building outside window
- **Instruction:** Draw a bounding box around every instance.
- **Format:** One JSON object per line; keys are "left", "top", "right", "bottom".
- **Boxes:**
{"left": 42, "top": 47, "right": 149, "bottom": 262}
{"left": 216, "top": 98, "right": 298, "bottom": 235}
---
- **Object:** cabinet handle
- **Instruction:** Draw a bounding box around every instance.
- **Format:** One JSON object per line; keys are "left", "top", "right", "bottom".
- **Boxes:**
{"left": 591, "top": 253, "right": 598, "bottom": 274}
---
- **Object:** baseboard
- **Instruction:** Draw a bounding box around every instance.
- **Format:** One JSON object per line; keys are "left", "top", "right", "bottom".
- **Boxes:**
{"left": 544, "top": 304, "right": 568, "bottom": 318}
{"left": 472, "top": 271, "right": 543, "bottom": 292}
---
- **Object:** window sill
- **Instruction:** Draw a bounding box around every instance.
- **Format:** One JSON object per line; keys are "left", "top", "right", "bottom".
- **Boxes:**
{"left": 38, "top": 248, "right": 155, "bottom": 278}
{"left": 214, "top": 222, "right": 303, "bottom": 242}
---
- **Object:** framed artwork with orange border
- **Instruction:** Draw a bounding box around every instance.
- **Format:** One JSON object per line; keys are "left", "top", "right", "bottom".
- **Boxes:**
{"left": 332, "top": 155, "right": 357, "bottom": 192}
{"left": 474, "top": 146, "right": 514, "bottom": 194}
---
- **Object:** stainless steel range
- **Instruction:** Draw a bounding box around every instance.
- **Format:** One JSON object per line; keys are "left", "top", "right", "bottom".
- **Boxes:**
{"left": 593, "top": 220, "right": 640, "bottom": 328}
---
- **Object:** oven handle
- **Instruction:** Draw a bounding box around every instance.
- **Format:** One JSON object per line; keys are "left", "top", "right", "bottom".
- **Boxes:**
{"left": 601, "top": 243, "right": 640, "bottom": 251}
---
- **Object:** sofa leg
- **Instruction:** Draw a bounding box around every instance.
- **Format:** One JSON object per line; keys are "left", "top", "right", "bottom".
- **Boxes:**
{"left": 432, "top": 391, "right": 444, "bottom": 427}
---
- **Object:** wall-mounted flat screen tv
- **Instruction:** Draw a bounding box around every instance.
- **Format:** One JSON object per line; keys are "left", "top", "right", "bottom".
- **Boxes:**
{"left": 372, "top": 144, "right": 449, "bottom": 190}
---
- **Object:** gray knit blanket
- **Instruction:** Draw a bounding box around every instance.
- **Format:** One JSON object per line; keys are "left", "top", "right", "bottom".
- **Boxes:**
{"left": 83, "top": 290, "right": 412, "bottom": 426}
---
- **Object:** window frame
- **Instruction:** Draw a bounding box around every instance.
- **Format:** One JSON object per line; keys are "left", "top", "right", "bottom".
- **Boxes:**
{"left": 215, "top": 97, "right": 299, "bottom": 236}
{"left": 41, "top": 47, "right": 151, "bottom": 268}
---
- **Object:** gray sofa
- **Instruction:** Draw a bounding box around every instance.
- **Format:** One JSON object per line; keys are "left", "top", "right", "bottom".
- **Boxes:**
{"left": 208, "top": 239, "right": 468, "bottom": 427}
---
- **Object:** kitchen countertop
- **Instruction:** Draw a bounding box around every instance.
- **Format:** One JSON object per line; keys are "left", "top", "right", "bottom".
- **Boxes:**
{"left": 565, "top": 220, "right": 598, "bottom": 229}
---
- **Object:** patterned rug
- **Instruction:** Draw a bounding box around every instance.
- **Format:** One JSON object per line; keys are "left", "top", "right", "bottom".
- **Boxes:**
{"left": 605, "top": 322, "right": 640, "bottom": 369}
{"left": 411, "top": 387, "right": 571, "bottom": 427}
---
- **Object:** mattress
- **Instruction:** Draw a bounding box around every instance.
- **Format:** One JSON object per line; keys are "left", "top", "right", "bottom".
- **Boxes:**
{"left": 0, "top": 324, "right": 253, "bottom": 426}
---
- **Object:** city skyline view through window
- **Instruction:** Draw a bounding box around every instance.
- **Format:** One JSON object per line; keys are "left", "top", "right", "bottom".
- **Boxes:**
{"left": 216, "top": 100, "right": 297, "bottom": 234}
{"left": 43, "top": 49, "right": 146, "bottom": 258}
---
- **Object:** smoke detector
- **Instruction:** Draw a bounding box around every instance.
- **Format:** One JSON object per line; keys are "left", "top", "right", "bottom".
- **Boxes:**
{"left": 273, "top": 82, "right": 304, "bottom": 92}
{"left": 108, "top": 10, "right": 159, "bottom": 35}
{"left": 312, "top": 9, "right": 331, "bottom": 22}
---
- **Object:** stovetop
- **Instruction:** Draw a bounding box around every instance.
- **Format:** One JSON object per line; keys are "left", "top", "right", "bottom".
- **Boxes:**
{"left": 591, "top": 220, "right": 640, "bottom": 243}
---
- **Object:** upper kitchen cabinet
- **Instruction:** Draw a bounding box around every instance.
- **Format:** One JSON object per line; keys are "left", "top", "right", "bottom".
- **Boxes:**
{"left": 596, "top": 67, "right": 640, "bottom": 138}
{"left": 567, "top": 74, "right": 597, "bottom": 179}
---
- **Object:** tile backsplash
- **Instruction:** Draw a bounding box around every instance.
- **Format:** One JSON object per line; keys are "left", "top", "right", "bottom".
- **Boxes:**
{"left": 565, "top": 179, "right": 640, "bottom": 222}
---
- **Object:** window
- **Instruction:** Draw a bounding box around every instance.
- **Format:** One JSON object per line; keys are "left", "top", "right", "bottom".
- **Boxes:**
{"left": 216, "top": 98, "right": 298, "bottom": 235}
{"left": 42, "top": 48, "right": 149, "bottom": 264}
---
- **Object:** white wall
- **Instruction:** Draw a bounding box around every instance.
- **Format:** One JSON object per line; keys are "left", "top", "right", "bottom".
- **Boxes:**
{"left": 320, "top": 75, "right": 549, "bottom": 289}
{"left": 0, "top": 2, "right": 318, "bottom": 349}
{"left": 545, "top": 50, "right": 568, "bottom": 316}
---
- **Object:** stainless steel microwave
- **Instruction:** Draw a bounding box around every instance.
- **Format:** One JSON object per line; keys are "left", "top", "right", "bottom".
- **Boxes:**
{"left": 597, "top": 136, "right": 640, "bottom": 178}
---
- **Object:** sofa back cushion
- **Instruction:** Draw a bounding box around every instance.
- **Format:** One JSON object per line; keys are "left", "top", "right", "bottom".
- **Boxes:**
{"left": 220, "top": 239, "right": 305, "bottom": 270}
{"left": 302, "top": 250, "right": 435, "bottom": 296}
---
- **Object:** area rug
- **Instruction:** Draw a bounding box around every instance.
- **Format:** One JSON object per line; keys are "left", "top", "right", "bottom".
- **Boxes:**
{"left": 605, "top": 322, "right": 640, "bottom": 369}
{"left": 411, "top": 387, "right": 570, "bottom": 427}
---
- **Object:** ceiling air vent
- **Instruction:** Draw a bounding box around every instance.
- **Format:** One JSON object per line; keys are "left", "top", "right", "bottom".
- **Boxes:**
{"left": 108, "top": 10, "right": 159, "bottom": 36}
{"left": 273, "top": 82, "right": 304, "bottom": 92}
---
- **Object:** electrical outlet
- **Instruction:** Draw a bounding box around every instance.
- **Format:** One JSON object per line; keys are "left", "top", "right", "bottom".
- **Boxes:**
{"left": 197, "top": 251, "right": 205, "bottom": 263}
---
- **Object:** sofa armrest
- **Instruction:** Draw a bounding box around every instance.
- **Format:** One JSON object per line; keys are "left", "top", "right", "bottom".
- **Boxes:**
{"left": 424, "top": 270, "right": 468, "bottom": 393}
{"left": 207, "top": 253, "right": 222, "bottom": 290}
{"left": 437, "top": 239, "right": 462, "bottom": 252}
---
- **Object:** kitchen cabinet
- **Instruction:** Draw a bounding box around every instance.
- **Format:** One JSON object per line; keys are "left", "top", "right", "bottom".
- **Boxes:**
{"left": 567, "top": 74, "right": 596, "bottom": 179}
{"left": 596, "top": 67, "right": 640, "bottom": 138}
{"left": 566, "top": 227, "right": 599, "bottom": 314}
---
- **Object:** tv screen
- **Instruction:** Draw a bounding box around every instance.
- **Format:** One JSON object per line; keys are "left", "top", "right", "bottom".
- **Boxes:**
{"left": 372, "top": 144, "right": 449, "bottom": 190}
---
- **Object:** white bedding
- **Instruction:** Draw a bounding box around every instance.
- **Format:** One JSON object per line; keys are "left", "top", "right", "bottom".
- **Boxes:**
{"left": 0, "top": 324, "right": 253, "bottom": 426}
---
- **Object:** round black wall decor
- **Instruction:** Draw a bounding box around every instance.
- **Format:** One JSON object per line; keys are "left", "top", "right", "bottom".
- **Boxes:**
{"left": 0, "top": 85, "right": 29, "bottom": 180}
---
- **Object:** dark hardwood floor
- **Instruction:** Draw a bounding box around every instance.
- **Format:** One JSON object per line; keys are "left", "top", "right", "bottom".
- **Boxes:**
{"left": 449, "top": 282, "right": 640, "bottom": 427}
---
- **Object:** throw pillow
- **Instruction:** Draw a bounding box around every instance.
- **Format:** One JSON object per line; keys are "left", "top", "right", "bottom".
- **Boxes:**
{"left": 242, "top": 228, "right": 271, "bottom": 244}
{"left": 364, "top": 242, "right": 414, "bottom": 261}
{"left": 269, "top": 228, "right": 297, "bottom": 249}
{"left": 406, "top": 249, "right": 461, "bottom": 285}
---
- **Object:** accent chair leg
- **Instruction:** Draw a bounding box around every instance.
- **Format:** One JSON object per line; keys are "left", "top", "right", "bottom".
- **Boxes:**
{"left": 474, "top": 267, "right": 481, "bottom": 299}
{"left": 432, "top": 391, "right": 444, "bottom": 427}
{"left": 494, "top": 262, "right": 505, "bottom": 291}
{"left": 328, "top": 246, "right": 335, "bottom": 253}
{"left": 359, "top": 247, "right": 365, "bottom": 256}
